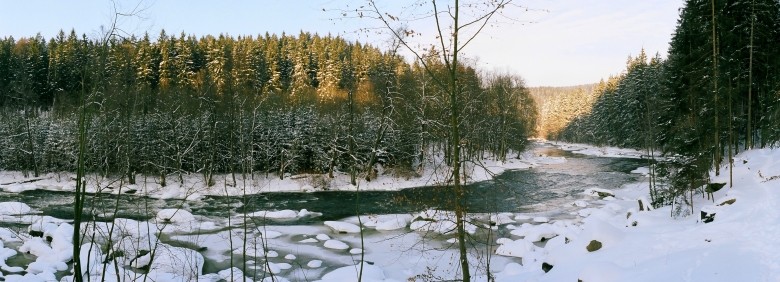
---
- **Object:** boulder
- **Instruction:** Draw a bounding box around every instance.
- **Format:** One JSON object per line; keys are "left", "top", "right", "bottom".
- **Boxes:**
{"left": 586, "top": 240, "right": 602, "bottom": 252}
{"left": 542, "top": 262, "right": 554, "bottom": 273}
{"left": 701, "top": 210, "right": 716, "bottom": 223}
{"left": 718, "top": 198, "right": 736, "bottom": 206}
{"left": 583, "top": 188, "right": 614, "bottom": 199}
{"left": 700, "top": 205, "right": 717, "bottom": 223}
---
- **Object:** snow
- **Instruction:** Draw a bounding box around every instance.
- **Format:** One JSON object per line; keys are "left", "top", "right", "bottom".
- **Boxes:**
{"left": 217, "top": 267, "right": 252, "bottom": 282}
{"left": 265, "top": 261, "right": 292, "bottom": 274}
{"left": 495, "top": 238, "right": 537, "bottom": 259}
{"left": 490, "top": 213, "right": 516, "bottom": 225}
{"left": 307, "top": 260, "right": 323, "bottom": 268}
{"left": 532, "top": 216, "right": 550, "bottom": 223}
{"left": 323, "top": 239, "right": 349, "bottom": 250}
{"left": 572, "top": 200, "right": 588, "bottom": 207}
{"left": 323, "top": 220, "right": 361, "bottom": 233}
{"left": 510, "top": 223, "right": 562, "bottom": 242}
{"left": 316, "top": 262, "right": 390, "bottom": 282}
{"left": 0, "top": 202, "right": 32, "bottom": 215}
{"left": 374, "top": 215, "right": 411, "bottom": 231}
{"left": 1, "top": 142, "right": 780, "bottom": 281}
{"left": 146, "top": 244, "right": 205, "bottom": 281}
{"left": 484, "top": 145, "right": 780, "bottom": 281}
{"left": 248, "top": 209, "right": 300, "bottom": 219}
{"left": 0, "top": 144, "right": 549, "bottom": 199}
{"left": 582, "top": 187, "right": 615, "bottom": 198}
{"left": 156, "top": 208, "right": 196, "bottom": 223}
{"left": 553, "top": 141, "right": 655, "bottom": 159}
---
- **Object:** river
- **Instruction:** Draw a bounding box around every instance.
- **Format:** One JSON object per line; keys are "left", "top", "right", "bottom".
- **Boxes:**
{"left": 0, "top": 142, "right": 648, "bottom": 280}
{"left": 0, "top": 144, "right": 645, "bottom": 223}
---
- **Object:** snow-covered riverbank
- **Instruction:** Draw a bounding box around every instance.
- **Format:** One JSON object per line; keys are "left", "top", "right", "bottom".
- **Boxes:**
{"left": 484, "top": 145, "right": 780, "bottom": 281}
{"left": 2, "top": 142, "right": 773, "bottom": 281}
{"left": 0, "top": 142, "right": 573, "bottom": 200}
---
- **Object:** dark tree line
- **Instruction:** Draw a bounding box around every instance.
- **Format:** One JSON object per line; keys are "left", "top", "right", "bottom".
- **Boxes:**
{"left": 555, "top": 0, "right": 780, "bottom": 210}
{"left": 0, "top": 30, "right": 537, "bottom": 184}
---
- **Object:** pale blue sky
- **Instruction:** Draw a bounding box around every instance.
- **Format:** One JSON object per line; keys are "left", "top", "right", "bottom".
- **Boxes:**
{"left": 0, "top": 0, "right": 683, "bottom": 86}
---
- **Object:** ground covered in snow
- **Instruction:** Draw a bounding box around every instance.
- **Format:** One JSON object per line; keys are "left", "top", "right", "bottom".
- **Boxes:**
{"left": 0, "top": 142, "right": 777, "bottom": 281}
{"left": 0, "top": 144, "right": 565, "bottom": 200}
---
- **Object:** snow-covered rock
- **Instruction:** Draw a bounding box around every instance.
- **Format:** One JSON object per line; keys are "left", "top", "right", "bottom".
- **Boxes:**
{"left": 572, "top": 200, "right": 588, "bottom": 208}
{"left": 496, "top": 238, "right": 537, "bottom": 260}
{"left": 324, "top": 221, "right": 361, "bottom": 233}
{"left": 323, "top": 239, "right": 349, "bottom": 250}
{"left": 264, "top": 262, "right": 292, "bottom": 274}
{"left": 217, "top": 267, "right": 252, "bottom": 282}
{"left": 0, "top": 202, "right": 32, "bottom": 215}
{"left": 375, "top": 216, "right": 410, "bottom": 231}
{"left": 156, "top": 208, "right": 196, "bottom": 223}
{"left": 316, "top": 262, "right": 387, "bottom": 282}
{"left": 510, "top": 223, "right": 559, "bottom": 242}
{"left": 249, "top": 209, "right": 299, "bottom": 219}
{"left": 297, "top": 209, "right": 322, "bottom": 218}
{"left": 490, "top": 213, "right": 516, "bottom": 225}
{"left": 146, "top": 244, "right": 205, "bottom": 282}
{"left": 307, "top": 260, "right": 323, "bottom": 268}
{"left": 533, "top": 216, "right": 550, "bottom": 223}
{"left": 583, "top": 188, "right": 615, "bottom": 198}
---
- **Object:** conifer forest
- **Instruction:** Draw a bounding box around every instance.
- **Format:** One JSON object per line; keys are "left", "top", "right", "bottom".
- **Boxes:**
{"left": 0, "top": 31, "right": 537, "bottom": 181}
{"left": 2, "top": 0, "right": 780, "bottom": 281}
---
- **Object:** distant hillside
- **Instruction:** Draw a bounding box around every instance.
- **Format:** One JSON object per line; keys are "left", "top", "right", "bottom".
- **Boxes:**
{"left": 528, "top": 83, "right": 599, "bottom": 139}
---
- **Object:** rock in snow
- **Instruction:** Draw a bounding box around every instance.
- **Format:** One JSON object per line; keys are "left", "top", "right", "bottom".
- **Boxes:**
{"left": 583, "top": 187, "right": 615, "bottom": 198}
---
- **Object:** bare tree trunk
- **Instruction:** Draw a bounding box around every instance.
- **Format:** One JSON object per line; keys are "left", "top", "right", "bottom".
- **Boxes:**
{"left": 747, "top": 0, "right": 755, "bottom": 150}
{"left": 711, "top": 0, "right": 721, "bottom": 176}
{"left": 25, "top": 110, "right": 39, "bottom": 177}
{"left": 360, "top": 1, "right": 515, "bottom": 280}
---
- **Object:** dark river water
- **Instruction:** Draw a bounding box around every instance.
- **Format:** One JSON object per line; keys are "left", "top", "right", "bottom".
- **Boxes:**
{"left": 0, "top": 143, "right": 647, "bottom": 223}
